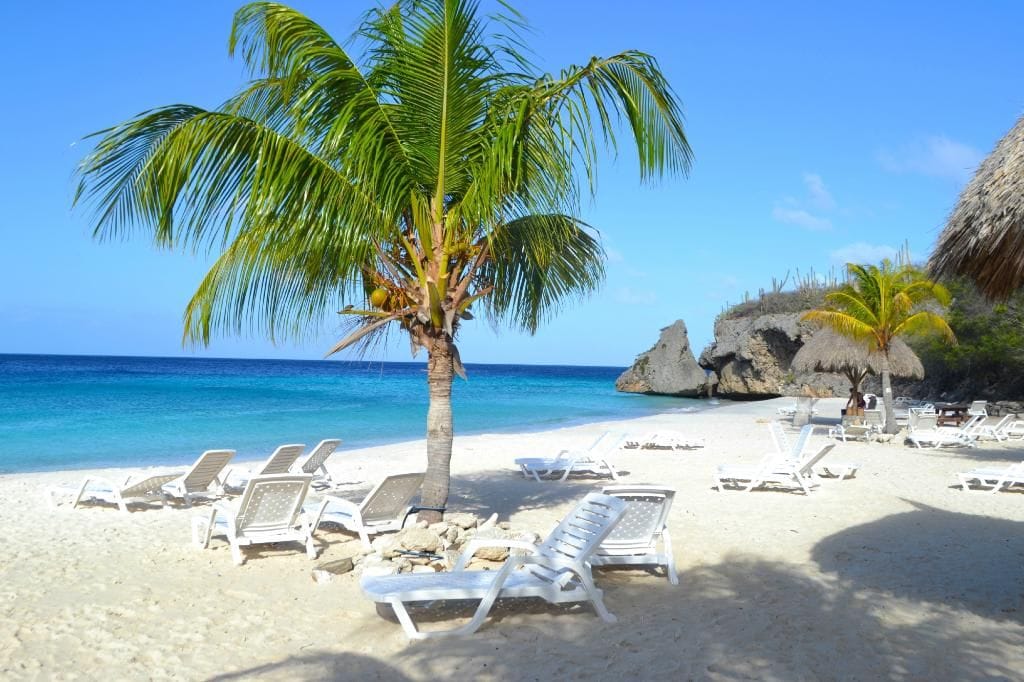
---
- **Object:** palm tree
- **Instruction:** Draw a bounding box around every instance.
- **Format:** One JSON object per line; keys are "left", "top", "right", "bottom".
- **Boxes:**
{"left": 801, "top": 261, "right": 955, "bottom": 433}
{"left": 73, "top": 1, "right": 692, "bottom": 519}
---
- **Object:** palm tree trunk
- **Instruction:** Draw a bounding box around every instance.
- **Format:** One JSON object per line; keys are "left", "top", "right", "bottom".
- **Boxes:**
{"left": 418, "top": 336, "right": 454, "bottom": 523}
{"left": 880, "top": 352, "right": 898, "bottom": 434}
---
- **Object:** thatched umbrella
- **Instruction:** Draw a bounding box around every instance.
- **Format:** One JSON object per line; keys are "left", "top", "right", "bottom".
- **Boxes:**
{"left": 791, "top": 330, "right": 924, "bottom": 400}
{"left": 930, "top": 115, "right": 1024, "bottom": 298}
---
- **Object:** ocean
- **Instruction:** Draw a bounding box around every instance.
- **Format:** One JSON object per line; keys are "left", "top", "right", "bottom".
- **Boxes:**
{"left": 0, "top": 354, "right": 706, "bottom": 474}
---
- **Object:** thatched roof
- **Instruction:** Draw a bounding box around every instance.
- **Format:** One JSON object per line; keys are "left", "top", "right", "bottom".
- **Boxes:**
{"left": 930, "top": 115, "right": 1024, "bottom": 298}
{"left": 791, "top": 330, "right": 924, "bottom": 379}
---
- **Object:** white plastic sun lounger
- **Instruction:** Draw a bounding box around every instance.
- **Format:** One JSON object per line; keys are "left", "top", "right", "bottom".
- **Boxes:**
{"left": 623, "top": 431, "right": 705, "bottom": 450}
{"left": 46, "top": 471, "right": 184, "bottom": 513}
{"left": 968, "top": 415, "right": 1013, "bottom": 442}
{"left": 162, "top": 449, "right": 235, "bottom": 505}
{"left": 226, "top": 443, "right": 305, "bottom": 490}
{"left": 192, "top": 473, "right": 317, "bottom": 565}
{"left": 592, "top": 485, "right": 678, "bottom": 585}
{"left": 311, "top": 472, "right": 425, "bottom": 549}
{"left": 906, "top": 414, "right": 976, "bottom": 449}
{"left": 714, "top": 444, "right": 836, "bottom": 494}
{"left": 957, "top": 461, "right": 1024, "bottom": 493}
{"left": 293, "top": 438, "right": 342, "bottom": 489}
{"left": 515, "top": 431, "right": 624, "bottom": 482}
{"left": 361, "top": 492, "right": 627, "bottom": 639}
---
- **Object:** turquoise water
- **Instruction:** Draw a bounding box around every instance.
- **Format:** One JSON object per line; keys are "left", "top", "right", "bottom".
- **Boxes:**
{"left": 0, "top": 354, "right": 706, "bottom": 473}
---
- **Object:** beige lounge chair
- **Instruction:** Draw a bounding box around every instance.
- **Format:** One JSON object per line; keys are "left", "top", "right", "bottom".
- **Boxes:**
{"left": 311, "top": 472, "right": 425, "bottom": 549}
{"left": 162, "top": 449, "right": 235, "bottom": 505}
{"left": 47, "top": 472, "right": 184, "bottom": 513}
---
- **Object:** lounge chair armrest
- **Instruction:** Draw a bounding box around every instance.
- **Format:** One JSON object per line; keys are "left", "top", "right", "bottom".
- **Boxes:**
{"left": 454, "top": 539, "right": 540, "bottom": 571}
{"left": 319, "top": 494, "right": 362, "bottom": 516}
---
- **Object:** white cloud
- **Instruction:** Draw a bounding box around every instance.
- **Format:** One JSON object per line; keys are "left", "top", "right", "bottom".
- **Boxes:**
{"left": 829, "top": 242, "right": 911, "bottom": 265}
{"left": 877, "top": 135, "right": 982, "bottom": 183}
{"left": 803, "top": 173, "right": 836, "bottom": 210}
{"left": 772, "top": 206, "right": 832, "bottom": 231}
{"left": 614, "top": 287, "right": 657, "bottom": 306}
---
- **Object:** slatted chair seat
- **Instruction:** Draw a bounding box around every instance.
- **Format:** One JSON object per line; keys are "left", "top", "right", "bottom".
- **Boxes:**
{"left": 592, "top": 485, "right": 678, "bottom": 585}
{"left": 311, "top": 472, "right": 425, "bottom": 549}
{"left": 294, "top": 439, "right": 342, "bottom": 489}
{"left": 162, "top": 449, "right": 235, "bottom": 505}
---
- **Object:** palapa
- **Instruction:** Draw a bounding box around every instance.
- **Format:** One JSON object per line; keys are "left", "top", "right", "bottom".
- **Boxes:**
{"left": 930, "top": 115, "right": 1024, "bottom": 298}
{"left": 791, "top": 330, "right": 924, "bottom": 394}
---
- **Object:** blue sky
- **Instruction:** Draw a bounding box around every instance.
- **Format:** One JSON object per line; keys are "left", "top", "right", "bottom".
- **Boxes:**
{"left": 2, "top": 1, "right": 1022, "bottom": 367}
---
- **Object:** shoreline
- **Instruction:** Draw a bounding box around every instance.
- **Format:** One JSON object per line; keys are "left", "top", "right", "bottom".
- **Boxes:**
{"left": 5, "top": 396, "right": 1024, "bottom": 679}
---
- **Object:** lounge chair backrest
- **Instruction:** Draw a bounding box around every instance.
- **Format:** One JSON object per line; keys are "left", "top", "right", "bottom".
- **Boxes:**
{"left": 180, "top": 449, "right": 235, "bottom": 492}
{"left": 959, "top": 415, "right": 985, "bottom": 432}
{"left": 121, "top": 473, "right": 183, "bottom": 497}
{"left": 864, "top": 410, "right": 884, "bottom": 427}
{"left": 791, "top": 425, "right": 814, "bottom": 459}
{"left": 532, "top": 493, "right": 626, "bottom": 579}
{"left": 770, "top": 423, "right": 812, "bottom": 460}
{"left": 586, "top": 431, "right": 626, "bottom": 455}
{"left": 769, "top": 422, "right": 788, "bottom": 454}
{"left": 968, "top": 401, "right": 988, "bottom": 416}
{"left": 359, "top": 472, "right": 425, "bottom": 524}
{"left": 599, "top": 486, "right": 674, "bottom": 548}
{"left": 235, "top": 474, "right": 312, "bottom": 533}
{"left": 300, "top": 439, "right": 342, "bottom": 474}
{"left": 991, "top": 415, "right": 1013, "bottom": 432}
{"left": 257, "top": 444, "right": 306, "bottom": 475}
{"left": 911, "top": 412, "right": 937, "bottom": 431}
{"left": 797, "top": 444, "right": 835, "bottom": 475}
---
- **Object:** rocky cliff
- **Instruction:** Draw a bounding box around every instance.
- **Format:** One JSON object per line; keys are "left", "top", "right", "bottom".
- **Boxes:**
{"left": 698, "top": 313, "right": 849, "bottom": 398}
{"left": 616, "top": 320, "right": 716, "bottom": 396}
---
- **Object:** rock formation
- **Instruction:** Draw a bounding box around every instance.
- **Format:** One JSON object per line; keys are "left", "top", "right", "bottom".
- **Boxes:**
{"left": 616, "top": 320, "right": 716, "bottom": 396}
{"left": 698, "top": 313, "right": 849, "bottom": 398}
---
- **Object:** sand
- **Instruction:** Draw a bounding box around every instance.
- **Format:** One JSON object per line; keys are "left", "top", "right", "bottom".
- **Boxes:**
{"left": 2, "top": 397, "right": 1023, "bottom": 681}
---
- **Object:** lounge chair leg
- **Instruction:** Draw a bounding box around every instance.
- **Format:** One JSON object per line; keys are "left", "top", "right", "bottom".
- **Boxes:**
{"left": 230, "top": 541, "right": 244, "bottom": 565}
{"left": 578, "top": 571, "right": 617, "bottom": 623}
{"left": 662, "top": 528, "right": 679, "bottom": 586}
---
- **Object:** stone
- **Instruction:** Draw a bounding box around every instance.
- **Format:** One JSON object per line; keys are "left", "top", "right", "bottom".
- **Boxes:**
{"left": 311, "top": 557, "right": 354, "bottom": 584}
{"left": 360, "top": 557, "right": 400, "bottom": 577}
{"left": 394, "top": 527, "right": 442, "bottom": 554}
{"left": 616, "top": 320, "right": 716, "bottom": 396}
{"left": 443, "top": 512, "right": 479, "bottom": 529}
{"left": 469, "top": 527, "right": 515, "bottom": 562}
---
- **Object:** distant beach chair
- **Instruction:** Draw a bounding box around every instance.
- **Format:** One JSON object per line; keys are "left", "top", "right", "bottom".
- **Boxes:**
{"left": 226, "top": 443, "right": 305, "bottom": 491}
{"left": 967, "top": 400, "right": 988, "bottom": 418}
{"left": 714, "top": 444, "right": 835, "bottom": 494}
{"left": 515, "top": 431, "right": 624, "bottom": 482}
{"left": 162, "top": 449, "right": 235, "bottom": 505}
{"left": 906, "top": 413, "right": 975, "bottom": 449}
{"left": 311, "top": 471, "right": 425, "bottom": 550}
{"left": 770, "top": 422, "right": 814, "bottom": 461}
{"left": 968, "top": 415, "right": 1013, "bottom": 441}
{"left": 623, "top": 431, "right": 704, "bottom": 450}
{"left": 293, "top": 438, "right": 342, "bottom": 489}
{"left": 592, "top": 485, "right": 678, "bottom": 585}
{"left": 191, "top": 473, "right": 317, "bottom": 565}
{"left": 957, "top": 461, "right": 1024, "bottom": 493}
{"left": 360, "top": 492, "right": 626, "bottom": 639}
{"left": 46, "top": 471, "right": 184, "bottom": 513}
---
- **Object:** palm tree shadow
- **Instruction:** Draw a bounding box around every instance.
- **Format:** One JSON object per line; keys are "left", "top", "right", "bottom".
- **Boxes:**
{"left": 205, "top": 650, "right": 412, "bottom": 681}
{"left": 813, "top": 500, "right": 1024, "bottom": 622}
{"left": 387, "top": 558, "right": 1021, "bottom": 680}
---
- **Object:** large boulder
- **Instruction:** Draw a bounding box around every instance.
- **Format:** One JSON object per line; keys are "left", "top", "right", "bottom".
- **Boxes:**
{"left": 699, "top": 313, "right": 848, "bottom": 398}
{"left": 616, "top": 320, "right": 716, "bottom": 396}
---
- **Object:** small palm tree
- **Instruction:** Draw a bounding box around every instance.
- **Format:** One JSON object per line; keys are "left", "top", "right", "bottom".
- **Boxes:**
{"left": 802, "top": 261, "right": 955, "bottom": 433}
{"left": 73, "top": 1, "right": 692, "bottom": 519}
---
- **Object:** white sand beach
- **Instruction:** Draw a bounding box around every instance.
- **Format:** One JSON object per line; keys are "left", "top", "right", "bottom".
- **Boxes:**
{"left": 3, "top": 397, "right": 1023, "bottom": 681}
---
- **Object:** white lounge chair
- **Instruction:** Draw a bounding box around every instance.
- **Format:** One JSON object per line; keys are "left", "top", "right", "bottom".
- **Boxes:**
{"left": 162, "top": 449, "right": 236, "bottom": 505}
{"left": 623, "top": 431, "right": 705, "bottom": 450}
{"left": 714, "top": 444, "right": 836, "bottom": 494}
{"left": 360, "top": 492, "right": 627, "bottom": 639}
{"left": 829, "top": 410, "right": 884, "bottom": 442}
{"left": 294, "top": 439, "right": 342, "bottom": 489}
{"left": 957, "top": 461, "right": 1024, "bottom": 493}
{"left": 967, "top": 400, "right": 988, "bottom": 418}
{"left": 226, "top": 443, "right": 305, "bottom": 490}
{"left": 46, "top": 471, "right": 184, "bottom": 513}
{"left": 592, "top": 485, "right": 678, "bottom": 585}
{"left": 311, "top": 472, "right": 425, "bottom": 549}
{"left": 515, "top": 431, "right": 624, "bottom": 482}
{"left": 906, "top": 413, "right": 975, "bottom": 449}
{"left": 191, "top": 473, "right": 317, "bottom": 565}
{"left": 770, "top": 422, "right": 814, "bottom": 462}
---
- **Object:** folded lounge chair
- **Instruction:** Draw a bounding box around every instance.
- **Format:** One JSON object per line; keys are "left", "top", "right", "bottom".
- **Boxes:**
{"left": 360, "top": 492, "right": 627, "bottom": 639}
{"left": 515, "top": 431, "right": 624, "bottom": 482}
{"left": 162, "top": 449, "right": 236, "bottom": 505}
{"left": 957, "top": 461, "right": 1024, "bottom": 493}
{"left": 192, "top": 473, "right": 317, "bottom": 565}
{"left": 623, "top": 431, "right": 705, "bottom": 450}
{"left": 226, "top": 443, "right": 305, "bottom": 490}
{"left": 714, "top": 444, "right": 836, "bottom": 494}
{"left": 906, "top": 413, "right": 976, "bottom": 449}
{"left": 592, "top": 485, "right": 678, "bottom": 585}
{"left": 46, "top": 471, "right": 184, "bottom": 513}
{"left": 294, "top": 438, "right": 342, "bottom": 489}
{"left": 311, "top": 472, "right": 425, "bottom": 549}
